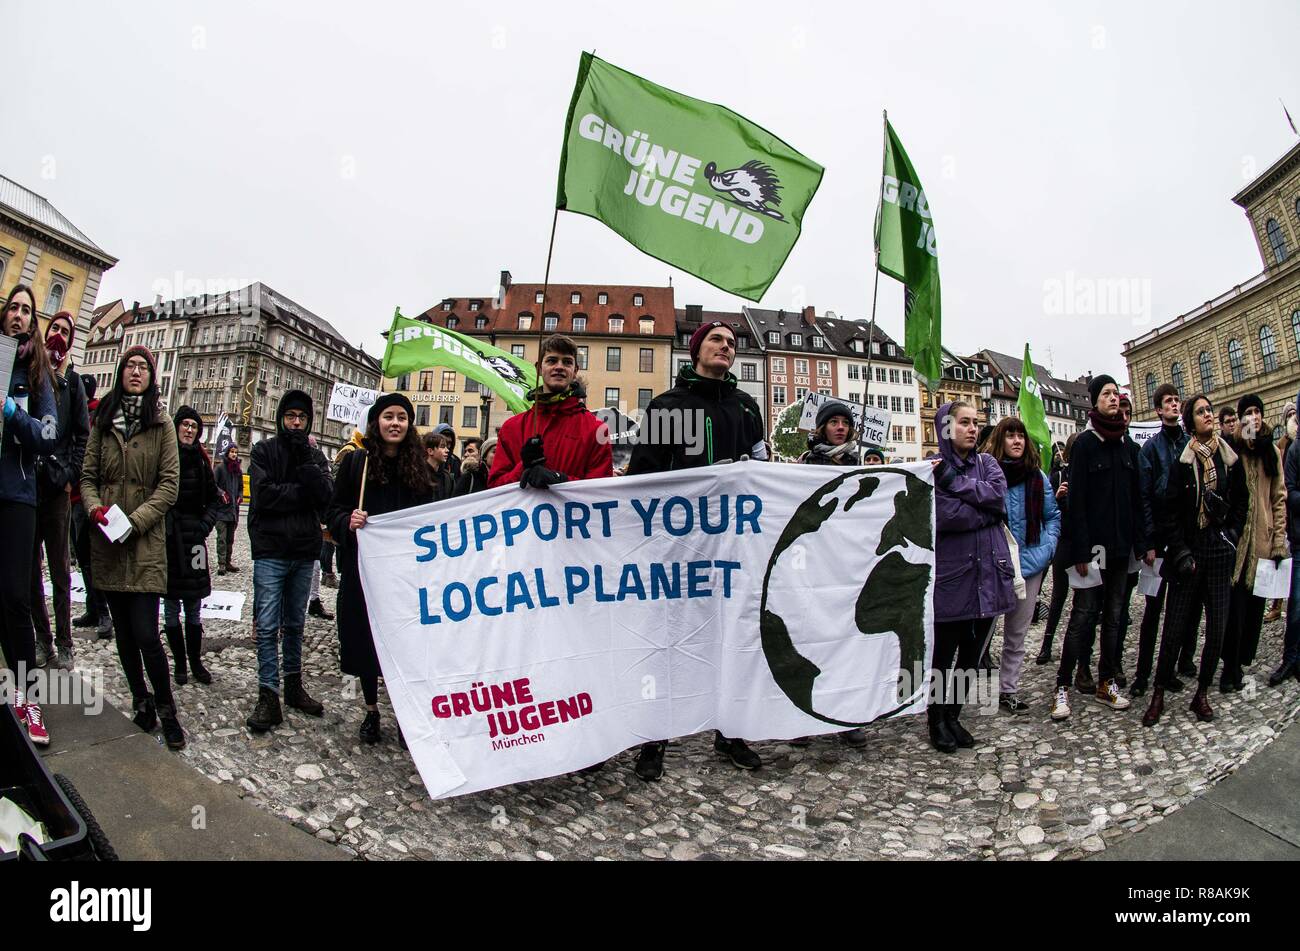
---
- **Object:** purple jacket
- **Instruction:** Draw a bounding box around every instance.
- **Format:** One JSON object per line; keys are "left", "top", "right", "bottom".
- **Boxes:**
{"left": 933, "top": 402, "right": 1017, "bottom": 623}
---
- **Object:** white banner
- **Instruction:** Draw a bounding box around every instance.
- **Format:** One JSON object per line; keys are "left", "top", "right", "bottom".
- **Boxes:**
{"left": 1128, "top": 421, "right": 1162, "bottom": 446}
{"left": 46, "top": 573, "right": 246, "bottom": 621}
{"left": 797, "top": 392, "right": 892, "bottom": 447}
{"left": 327, "top": 382, "right": 380, "bottom": 427}
{"left": 358, "top": 461, "right": 936, "bottom": 799}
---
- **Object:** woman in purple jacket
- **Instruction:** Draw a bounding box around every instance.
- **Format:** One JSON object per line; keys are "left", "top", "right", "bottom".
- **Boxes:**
{"left": 929, "top": 401, "right": 1018, "bottom": 753}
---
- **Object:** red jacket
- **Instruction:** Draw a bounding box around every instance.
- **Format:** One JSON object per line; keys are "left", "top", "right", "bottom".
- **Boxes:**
{"left": 487, "top": 395, "right": 613, "bottom": 488}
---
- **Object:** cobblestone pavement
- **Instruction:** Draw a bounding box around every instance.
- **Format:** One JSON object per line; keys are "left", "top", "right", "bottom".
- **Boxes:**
{"left": 56, "top": 531, "right": 1300, "bottom": 861}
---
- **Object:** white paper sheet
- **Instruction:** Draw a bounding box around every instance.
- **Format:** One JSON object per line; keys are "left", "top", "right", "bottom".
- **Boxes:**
{"left": 98, "top": 504, "right": 132, "bottom": 543}
{"left": 1067, "top": 559, "right": 1103, "bottom": 589}
{"left": 1138, "top": 558, "right": 1164, "bottom": 597}
{"left": 1253, "top": 558, "right": 1292, "bottom": 600}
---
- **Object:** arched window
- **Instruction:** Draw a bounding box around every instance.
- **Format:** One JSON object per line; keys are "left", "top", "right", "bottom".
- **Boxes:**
{"left": 639, "top": 317, "right": 655, "bottom": 335}
{"left": 1171, "top": 362, "right": 1185, "bottom": 394}
{"left": 1145, "top": 372, "right": 1156, "bottom": 407}
{"left": 1198, "top": 351, "right": 1215, "bottom": 393}
{"left": 1227, "top": 338, "right": 1246, "bottom": 384}
{"left": 1267, "top": 219, "right": 1288, "bottom": 264}
{"left": 45, "top": 280, "right": 66, "bottom": 315}
{"left": 1260, "top": 325, "right": 1278, "bottom": 373}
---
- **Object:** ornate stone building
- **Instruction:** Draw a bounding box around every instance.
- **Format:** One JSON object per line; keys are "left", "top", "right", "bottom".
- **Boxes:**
{"left": 1124, "top": 141, "right": 1300, "bottom": 431}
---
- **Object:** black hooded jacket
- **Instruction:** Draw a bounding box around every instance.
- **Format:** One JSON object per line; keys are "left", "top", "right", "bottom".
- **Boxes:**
{"left": 626, "top": 366, "right": 766, "bottom": 474}
{"left": 165, "top": 406, "right": 222, "bottom": 603}
{"left": 248, "top": 390, "right": 333, "bottom": 561}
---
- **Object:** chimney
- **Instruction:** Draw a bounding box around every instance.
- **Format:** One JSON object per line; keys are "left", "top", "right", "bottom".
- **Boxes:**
{"left": 685, "top": 304, "right": 703, "bottom": 323}
{"left": 802, "top": 305, "right": 816, "bottom": 327}
{"left": 497, "top": 270, "right": 512, "bottom": 309}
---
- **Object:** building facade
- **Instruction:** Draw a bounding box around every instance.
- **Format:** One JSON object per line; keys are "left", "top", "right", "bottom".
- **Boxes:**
{"left": 0, "top": 173, "right": 117, "bottom": 369}
{"left": 970, "top": 348, "right": 1079, "bottom": 448}
{"left": 920, "top": 348, "right": 989, "bottom": 457}
{"left": 817, "top": 315, "right": 922, "bottom": 461}
{"left": 83, "top": 299, "right": 127, "bottom": 394}
{"left": 743, "top": 306, "right": 837, "bottom": 439}
{"left": 671, "top": 304, "right": 766, "bottom": 427}
{"left": 1125, "top": 141, "right": 1300, "bottom": 432}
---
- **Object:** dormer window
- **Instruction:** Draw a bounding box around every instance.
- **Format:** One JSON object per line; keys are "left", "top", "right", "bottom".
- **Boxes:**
{"left": 573, "top": 316, "right": 587, "bottom": 332}
{"left": 469, "top": 301, "right": 480, "bottom": 312}
{"left": 853, "top": 339, "right": 865, "bottom": 353}
{"left": 518, "top": 313, "right": 533, "bottom": 331}
{"left": 544, "top": 315, "right": 558, "bottom": 331}
{"left": 768, "top": 331, "right": 779, "bottom": 344}
{"left": 442, "top": 302, "right": 452, "bottom": 312}
{"left": 535, "top": 291, "right": 545, "bottom": 304}
{"left": 609, "top": 317, "right": 624, "bottom": 334}
{"left": 887, "top": 344, "right": 896, "bottom": 357}
{"left": 475, "top": 316, "right": 488, "bottom": 329}
{"left": 738, "top": 335, "right": 749, "bottom": 349}
{"left": 790, "top": 334, "right": 803, "bottom": 347}
{"left": 812, "top": 336, "right": 824, "bottom": 349}
{"left": 447, "top": 317, "right": 459, "bottom": 329}
{"left": 598, "top": 292, "right": 609, "bottom": 305}
{"left": 639, "top": 317, "right": 654, "bottom": 335}
{"left": 633, "top": 293, "right": 644, "bottom": 307}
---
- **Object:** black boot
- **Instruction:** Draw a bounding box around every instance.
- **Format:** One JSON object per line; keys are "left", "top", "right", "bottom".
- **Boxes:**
{"left": 945, "top": 705, "right": 975, "bottom": 748}
{"left": 73, "top": 610, "right": 98, "bottom": 628}
{"left": 1268, "top": 659, "right": 1298, "bottom": 687}
{"left": 165, "top": 624, "right": 187, "bottom": 685}
{"left": 246, "top": 686, "right": 283, "bottom": 732}
{"left": 1035, "top": 635, "right": 1053, "bottom": 666}
{"left": 158, "top": 703, "right": 186, "bottom": 750}
{"left": 927, "top": 706, "right": 957, "bottom": 754}
{"left": 284, "top": 673, "right": 324, "bottom": 717}
{"left": 634, "top": 741, "right": 666, "bottom": 781}
{"left": 308, "top": 598, "right": 334, "bottom": 621}
{"left": 713, "top": 732, "right": 761, "bottom": 769}
{"left": 185, "top": 623, "right": 212, "bottom": 685}
{"left": 132, "top": 695, "right": 157, "bottom": 732}
{"left": 360, "top": 710, "right": 381, "bottom": 744}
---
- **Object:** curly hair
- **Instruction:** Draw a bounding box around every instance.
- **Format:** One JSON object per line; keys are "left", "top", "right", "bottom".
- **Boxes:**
{"left": 363, "top": 415, "right": 433, "bottom": 494}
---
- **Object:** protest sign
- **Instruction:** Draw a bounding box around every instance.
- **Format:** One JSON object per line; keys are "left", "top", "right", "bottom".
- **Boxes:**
{"left": 358, "top": 461, "right": 936, "bottom": 798}
{"left": 797, "top": 392, "right": 891, "bottom": 448}
{"left": 327, "top": 382, "right": 380, "bottom": 427}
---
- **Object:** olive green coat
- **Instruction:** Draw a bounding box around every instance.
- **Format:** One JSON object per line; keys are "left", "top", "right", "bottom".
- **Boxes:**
{"left": 80, "top": 419, "right": 180, "bottom": 594}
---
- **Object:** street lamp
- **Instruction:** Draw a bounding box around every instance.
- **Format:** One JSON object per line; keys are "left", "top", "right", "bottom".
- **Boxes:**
{"left": 980, "top": 376, "right": 994, "bottom": 424}
{"left": 480, "top": 390, "right": 493, "bottom": 440}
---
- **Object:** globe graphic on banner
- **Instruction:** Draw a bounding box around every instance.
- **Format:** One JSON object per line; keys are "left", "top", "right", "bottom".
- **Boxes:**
{"left": 760, "top": 467, "right": 934, "bottom": 727}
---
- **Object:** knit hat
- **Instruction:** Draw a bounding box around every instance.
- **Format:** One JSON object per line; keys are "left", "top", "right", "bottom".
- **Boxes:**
{"left": 1285, "top": 403, "right": 1296, "bottom": 421}
{"left": 277, "top": 389, "right": 314, "bottom": 434}
{"left": 481, "top": 437, "right": 498, "bottom": 460}
{"left": 80, "top": 374, "right": 97, "bottom": 401}
{"left": 1236, "top": 394, "right": 1265, "bottom": 419}
{"left": 862, "top": 446, "right": 886, "bottom": 464}
{"left": 367, "top": 392, "right": 415, "bottom": 426}
{"left": 689, "top": 320, "right": 736, "bottom": 361}
{"left": 45, "top": 310, "right": 76, "bottom": 367}
{"left": 1088, "top": 374, "right": 1117, "bottom": 407}
{"left": 118, "top": 344, "right": 157, "bottom": 383}
{"left": 815, "top": 400, "right": 854, "bottom": 430}
{"left": 1118, "top": 385, "right": 1133, "bottom": 408}
{"left": 432, "top": 422, "right": 455, "bottom": 436}
{"left": 172, "top": 404, "right": 204, "bottom": 440}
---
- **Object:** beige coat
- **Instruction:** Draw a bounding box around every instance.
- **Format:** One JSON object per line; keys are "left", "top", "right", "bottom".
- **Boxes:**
{"left": 1232, "top": 443, "right": 1288, "bottom": 587}
{"left": 80, "top": 418, "right": 180, "bottom": 594}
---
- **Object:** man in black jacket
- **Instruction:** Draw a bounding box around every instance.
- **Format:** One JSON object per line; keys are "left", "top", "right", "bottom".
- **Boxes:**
{"left": 626, "top": 320, "right": 768, "bottom": 781}
{"left": 1273, "top": 386, "right": 1300, "bottom": 687}
{"left": 1050, "top": 375, "right": 1147, "bottom": 720}
{"left": 246, "top": 390, "right": 333, "bottom": 732}
{"left": 30, "top": 312, "right": 89, "bottom": 670}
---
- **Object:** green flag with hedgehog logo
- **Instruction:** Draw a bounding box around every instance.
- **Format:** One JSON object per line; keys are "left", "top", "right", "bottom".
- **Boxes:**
{"left": 557, "top": 53, "right": 824, "bottom": 302}
{"left": 875, "top": 120, "right": 943, "bottom": 387}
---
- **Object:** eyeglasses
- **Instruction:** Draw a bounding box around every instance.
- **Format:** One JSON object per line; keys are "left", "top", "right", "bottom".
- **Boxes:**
{"left": 124, "top": 360, "right": 150, "bottom": 372}
{"left": 283, "top": 411, "right": 309, "bottom": 422}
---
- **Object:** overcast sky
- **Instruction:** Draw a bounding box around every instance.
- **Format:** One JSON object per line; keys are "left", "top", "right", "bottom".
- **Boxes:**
{"left": 7, "top": 0, "right": 1298, "bottom": 382}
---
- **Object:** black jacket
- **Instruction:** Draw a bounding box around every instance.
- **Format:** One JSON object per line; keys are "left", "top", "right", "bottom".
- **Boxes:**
{"left": 214, "top": 459, "right": 243, "bottom": 522}
{"left": 1065, "top": 427, "right": 1146, "bottom": 567}
{"left": 327, "top": 450, "right": 434, "bottom": 679}
{"left": 248, "top": 391, "right": 333, "bottom": 561}
{"left": 627, "top": 367, "right": 766, "bottom": 474}
{"left": 166, "top": 442, "right": 222, "bottom": 603}
{"left": 37, "top": 364, "right": 90, "bottom": 496}
{"left": 453, "top": 460, "right": 489, "bottom": 496}
{"left": 1158, "top": 437, "right": 1248, "bottom": 580}
{"left": 1138, "top": 423, "right": 1188, "bottom": 555}
{"left": 1286, "top": 439, "right": 1300, "bottom": 553}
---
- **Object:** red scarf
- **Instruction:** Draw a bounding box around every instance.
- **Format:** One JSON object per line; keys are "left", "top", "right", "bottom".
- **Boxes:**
{"left": 999, "top": 456, "right": 1044, "bottom": 546}
{"left": 1088, "top": 409, "right": 1127, "bottom": 442}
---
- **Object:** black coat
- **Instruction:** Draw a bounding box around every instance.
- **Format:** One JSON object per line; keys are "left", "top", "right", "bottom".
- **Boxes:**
{"left": 453, "top": 460, "right": 488, "bottom": 496}
{"left": 166, "top": 442, "right": 221, "bottom": 603}
{"left": 248, "top": 391, "right": 333, "bottom": 561}
{"left": 1158, "top": 437, "right": 1248, "bottom": 581}
{"left": 1065, "top": 428, "right": 1147, "bottom": 567}
{"left": 327, "top": 450, "right": 434, "bottom": 679}
{"left": 214, "top": 459, "right": 243, "bottom": 523}
{"left": 37, "top": 364, "right": 90, "bottom": 495}
{"left": 627, "top": 367, "right": 766, "bottom": 474}
{"left": 431, "top": 464, "right": 455, "bottom": 501}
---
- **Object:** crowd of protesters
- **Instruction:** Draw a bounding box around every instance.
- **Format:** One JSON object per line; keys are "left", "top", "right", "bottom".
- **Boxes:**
{"left": 4, "top": 298, "right": 1299, "bottom": 775}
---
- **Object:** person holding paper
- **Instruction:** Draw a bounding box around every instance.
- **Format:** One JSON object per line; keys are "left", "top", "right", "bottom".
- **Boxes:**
{"left": 1142, "top": 395, "right": 1247, "bottom": 727}
{"left": 327, "top": 393, "right": 434, "bottom": 745}
{"left": 986, "top": 418, "right": 1060, "bottom": 714}
{"left": 0, "top": 284, "right": 61, "bottom": 747}
{"left": 79, "top": 345, "right": 185, "bottom": 750}
{"left": 1221, "top": 395, "right": 1288, "bottom": 693}
{"left": 1051, "top": 376, "right": 1145, "bottom": 721}
{"left": 926, "top": 401, "right": 1016, "bottom": 753}
{"left": 245, "top": 390, "right": 333, "bottom": 733}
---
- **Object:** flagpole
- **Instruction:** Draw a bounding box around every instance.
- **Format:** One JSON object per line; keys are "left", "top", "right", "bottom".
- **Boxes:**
{"left": 863, "top": 109, "right": 888, "bottom": 461}
{"left": 530, "top": 206, "right": 561, "bottom": 437}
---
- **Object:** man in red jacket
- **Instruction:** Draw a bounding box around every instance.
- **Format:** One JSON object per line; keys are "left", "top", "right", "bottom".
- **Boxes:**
{"left": 487, "top": 335, "right": 613, "bottom": 488}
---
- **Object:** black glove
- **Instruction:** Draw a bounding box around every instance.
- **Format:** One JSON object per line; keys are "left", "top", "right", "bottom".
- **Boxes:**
{"left": 1173, "top": 550, "right": 1196, "bottom": 578}
{"left": 520, "top": 466, "right": 568, "bottom": 489}
{"left": 283, "top": 430, "right": 311, "bottom": 463}
{"left": 521, "top": 435, "right": 546, "bottom": 469}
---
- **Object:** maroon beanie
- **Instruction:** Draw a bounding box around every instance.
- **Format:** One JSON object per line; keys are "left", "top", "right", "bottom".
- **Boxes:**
{"left": 118, "top": 344, "right": 157, "bottom": 383}
{"left": 689, "top": 320, "right": 736, "bottom": 361}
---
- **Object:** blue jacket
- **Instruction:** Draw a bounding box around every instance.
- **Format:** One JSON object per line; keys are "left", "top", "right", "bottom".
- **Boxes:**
{"left": 1138, "top": 422, "right": 1188, "bottom": 554}
{"left": 2, "top": 360, "right": 59, "bottom": 506}
{"left": 1005, "top": 470, "right": 1061, "bottom": 579}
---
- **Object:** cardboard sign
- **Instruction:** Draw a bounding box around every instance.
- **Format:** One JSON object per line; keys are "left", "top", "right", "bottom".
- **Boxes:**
{"left": 797, "top": 392, "right": 892, "bottom": 447}
{"left": 327, "top": 382, "right": 380, "bottom": 427}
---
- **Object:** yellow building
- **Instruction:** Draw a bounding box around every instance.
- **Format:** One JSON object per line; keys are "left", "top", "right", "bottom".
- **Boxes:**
{"left": 1124, "top": 141, "right": 1300, "bottom": 430}
{"left": 0, "top": 173, "right": 117, "bottom": 366}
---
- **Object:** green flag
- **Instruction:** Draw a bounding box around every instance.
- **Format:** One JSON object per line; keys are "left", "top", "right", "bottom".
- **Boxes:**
{"left": 1018, "top": 344, "right": 1053, "bottom": 473}
{"left": 380, "top": 310, "right": 538, "bottom": 414}
{"left": 557, "top": 53, "right": 824, "bottom": 301}
{"left": 874, "top": 119, "right": 942, "bottom": 386}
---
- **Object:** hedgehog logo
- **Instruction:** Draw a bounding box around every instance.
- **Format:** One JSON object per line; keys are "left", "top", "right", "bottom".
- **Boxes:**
{"left": 485, "top": 355, "right": 528, "bottom": 388}
{"left": 703, "top": 160, "right": 785, "bottom": 220}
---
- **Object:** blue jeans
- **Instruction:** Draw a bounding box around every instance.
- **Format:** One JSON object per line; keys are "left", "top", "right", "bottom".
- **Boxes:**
{"left": 163, "top": 597, "right": 201, "bottom": 628}
{"left": 253, "top": 558, "right": 314, "bottom": 692}
{"left": 1283, "top": 559, "right": 1300, "bottom": 666}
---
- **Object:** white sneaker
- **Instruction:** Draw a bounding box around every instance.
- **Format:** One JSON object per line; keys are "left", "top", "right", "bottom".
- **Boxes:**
{"left": 1095, "top": 679, "right": 1131, "bottom": 711}
{"left": 1050, "top": 686, "right": 1072, "bottom": 720}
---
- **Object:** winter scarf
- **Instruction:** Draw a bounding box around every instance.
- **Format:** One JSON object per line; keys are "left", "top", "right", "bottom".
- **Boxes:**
{"left": 807, "top": 439, "right": 857, "bottom": 462}
{"left": 1087, "top": 409, "right": 1127, "bottom": 442}
{"left": 115, "top": 393, "right": 145, "bottom": 439}
{"left": 1192, "top": 435, "right": 1219, "bottom": 529}
{"left": 1000, "top": 455, "right": 1044, "bottom": 546}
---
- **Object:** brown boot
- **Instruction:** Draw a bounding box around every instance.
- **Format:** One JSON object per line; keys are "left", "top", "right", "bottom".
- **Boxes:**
{"left": 1190, "top": 688, "right": 1214, "bottom": 722}
{"left": 1141, "top": 687, "right": 1165, "bottom": 728}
